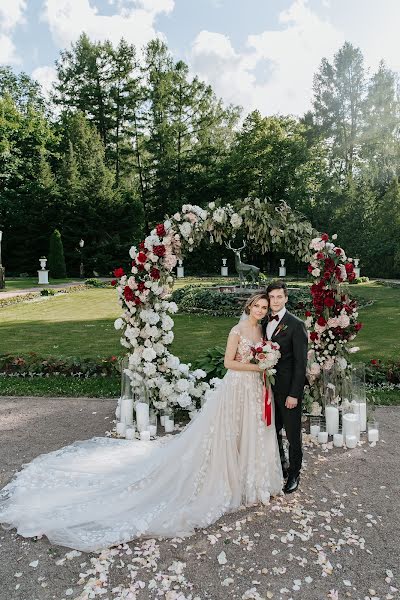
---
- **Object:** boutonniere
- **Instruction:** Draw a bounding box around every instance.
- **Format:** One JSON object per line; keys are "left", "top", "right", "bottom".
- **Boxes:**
{"left": 274, "top": 323, "right": 288, "bottom": 336}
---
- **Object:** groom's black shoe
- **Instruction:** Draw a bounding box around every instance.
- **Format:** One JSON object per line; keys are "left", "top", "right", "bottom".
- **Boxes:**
{"left": 283, "top": 474, "right": 300, "bottom": 494}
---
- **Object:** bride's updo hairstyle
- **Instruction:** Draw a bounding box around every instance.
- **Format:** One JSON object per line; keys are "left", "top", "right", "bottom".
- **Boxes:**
{"left": 243, "top": 292, "right": 269, "bottom": 315}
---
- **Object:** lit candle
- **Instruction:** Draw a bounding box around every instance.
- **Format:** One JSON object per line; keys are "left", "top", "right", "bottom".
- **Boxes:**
{"left": 120, "top": 398, "right": 134, "bottom": 425}
{"left": 333, "top": 433, "right": 343, "bottom": 447}
{"left": 116, "top": 422, "right": 127, "bottom": 437}
{"left": 368, "top": 428, "right": 379, "bottom": 442}
{"left": 310, "top": 425, "right": 320, "bottom": 437}
{"left": 164, "top": 419, "right": 174, "bottom": 433}
{"left": 136, "top": 402, "right": 149, "bottom": 431}
{"left": 325, "top": 406, "right": 339, "bottom": 435}
{"left": 318, "top": 431, "right": 328, "bottom": 444}
{"left": 345, "top": 434, "right": 357, "bottom": 449}
{"left": 140, "top": 430, "right": 150, "bottom": 441}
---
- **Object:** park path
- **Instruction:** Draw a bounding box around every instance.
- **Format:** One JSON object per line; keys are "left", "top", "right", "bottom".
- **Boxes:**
{"left": 0, "top": 396, "right": 399, "bottom": 600}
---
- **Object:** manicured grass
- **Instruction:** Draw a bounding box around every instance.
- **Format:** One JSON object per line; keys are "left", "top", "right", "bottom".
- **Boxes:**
{"left": 0, "top": 278, "right": 399, "bottom": 364}
{"left": 350, "top": 282, "right": 400, "bottom": 362}
{"left": 0, "top": 277, "right": 79, "bottom": 292}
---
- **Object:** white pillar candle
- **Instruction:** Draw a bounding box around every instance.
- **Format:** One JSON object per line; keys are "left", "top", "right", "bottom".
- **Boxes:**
{"left": 358, "top": 402, "right": 367, "bottom": 432}
{"left": 160, "top": 415, "right": 166, "bottom": 426}
{"left": 342, "top": 413, "right": 360, "bottom": 440}
{"left": 333, "top": 433, "right": 343, "bottom": 447}
{"left": 125, "top": 427, "right": 136, "bottom": 440}
{"left": 115, "top": 403, "right": 121, "bottom": 420}
{"left": 310, "top": 424, "right": 320, "bottom": 437}
{"left": 325, "top": 406, "right": 339, "bottom": 435}
{"left": 345, "top": 434, "right": 357, "bottom": 449}
{"left": 136, "top": 402, "right": 149, "bottom": 431}
{"left": 164, "top": 419, "right": 174, "bottom": 433}
{"left": 120, "top": 398, "right": 134, "bottom": 425}
{"left": 368, "top": 428, "right": 379, "bottom": 442}
{"left": 140, "top": 430, "right": 151, "bottom": 441}
{"left": 148, "top": 424, "right": 157, "bottom": 437}
{"left": 318, "top": 431, "right": 328, "bottom": 444}
{"left": 116, "top": 422, "right": 127, "bottom": 437}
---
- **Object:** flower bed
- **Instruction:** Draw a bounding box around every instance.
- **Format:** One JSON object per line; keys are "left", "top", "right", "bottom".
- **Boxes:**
{"left": 0, "top": 354, "right": 120, "bottom": 378}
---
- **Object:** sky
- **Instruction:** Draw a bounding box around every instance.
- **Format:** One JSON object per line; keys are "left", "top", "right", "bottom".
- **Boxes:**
{"left": 1, "top": 0, "right": 400, "bottom": 116}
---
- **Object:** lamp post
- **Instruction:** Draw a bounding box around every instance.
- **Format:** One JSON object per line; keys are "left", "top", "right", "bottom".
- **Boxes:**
{"left": 0, "top": 230, "right": 4, "bottom": 290}
{"left": 79, "top": 239, "right": 85, "bottom": 278}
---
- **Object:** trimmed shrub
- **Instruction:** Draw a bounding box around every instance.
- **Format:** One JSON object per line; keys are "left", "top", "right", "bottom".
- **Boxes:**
{"left": 48, "top": 229, "right": 67, "bottom": 278}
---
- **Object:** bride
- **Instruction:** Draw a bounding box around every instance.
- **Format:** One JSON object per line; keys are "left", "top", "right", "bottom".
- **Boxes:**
{"left": 0, "top": 293, "right": 283, "bottom": 552}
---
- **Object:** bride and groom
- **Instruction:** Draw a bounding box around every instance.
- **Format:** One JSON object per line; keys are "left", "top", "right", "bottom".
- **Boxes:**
{"left": 0, "top": 281, "right": 308, "bottom": 552}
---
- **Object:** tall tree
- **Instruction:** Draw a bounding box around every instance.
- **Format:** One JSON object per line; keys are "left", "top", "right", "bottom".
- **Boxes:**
{"left": 312, "top": 42, "right": 366, "bottom": 181}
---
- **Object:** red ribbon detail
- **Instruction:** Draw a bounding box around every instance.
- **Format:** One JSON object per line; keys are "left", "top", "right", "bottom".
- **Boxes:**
{"left": 263, "top": 371, "right": 272, "bottom": 426}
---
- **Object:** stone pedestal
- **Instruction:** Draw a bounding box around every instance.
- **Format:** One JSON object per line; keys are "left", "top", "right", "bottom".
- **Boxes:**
{"left": 38, "top": 270, "right": 49, "bottom": 284}
{"left": 0, "top": 266, "right": 5, "bottom": 290}
{"left": 279, "top": 266, "right": 286, "bottom": 277}
{"left": 221, "top": 266, "right": 228, "bottom": 276}
{"left": 177, "top": 266, "right": 184, "bottom": 278}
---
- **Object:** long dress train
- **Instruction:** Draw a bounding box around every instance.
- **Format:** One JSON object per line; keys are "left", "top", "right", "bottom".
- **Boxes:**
{"left": 0, "top": 330, "right": 283, "bottom": 552}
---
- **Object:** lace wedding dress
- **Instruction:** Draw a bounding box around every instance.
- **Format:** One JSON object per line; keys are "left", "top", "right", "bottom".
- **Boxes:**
{"left": 0, "top": 327, "right": 283, "bottom": 552}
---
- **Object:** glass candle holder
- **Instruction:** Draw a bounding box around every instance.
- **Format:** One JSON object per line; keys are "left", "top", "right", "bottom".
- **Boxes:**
{"left": 367, "top": 421, "right": 379, "bottom": 442}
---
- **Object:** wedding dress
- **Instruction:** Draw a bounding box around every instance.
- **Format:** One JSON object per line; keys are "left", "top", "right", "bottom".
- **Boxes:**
{"left": 0, "top": 327, "right": 283, "bottom": 552}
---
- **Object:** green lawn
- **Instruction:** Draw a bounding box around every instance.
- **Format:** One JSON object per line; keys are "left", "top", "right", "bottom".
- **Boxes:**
{"left": 0, "top": 280, "right": 399, "bottom": 400}
{"left": 0, "top": 277, "right": 79, "bottom": 292}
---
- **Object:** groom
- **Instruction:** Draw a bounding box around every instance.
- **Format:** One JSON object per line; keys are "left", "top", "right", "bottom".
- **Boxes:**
{"left": 262, "top": 281, "right": 308, "bottom": 494}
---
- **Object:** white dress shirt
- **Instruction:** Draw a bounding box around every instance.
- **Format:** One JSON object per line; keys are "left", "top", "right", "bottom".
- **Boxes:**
{"left": 266, "top": 307, "right": 287, "bottom": 340}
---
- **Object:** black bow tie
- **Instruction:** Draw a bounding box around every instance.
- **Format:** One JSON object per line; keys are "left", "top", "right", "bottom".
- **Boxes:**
{"left": 268, "top": 314, "right": 279, "bottom": 322}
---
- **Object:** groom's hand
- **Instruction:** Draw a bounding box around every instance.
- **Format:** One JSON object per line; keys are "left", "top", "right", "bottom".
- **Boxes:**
{"left": 285, "top": 396, "right": 298, "bottom": 409}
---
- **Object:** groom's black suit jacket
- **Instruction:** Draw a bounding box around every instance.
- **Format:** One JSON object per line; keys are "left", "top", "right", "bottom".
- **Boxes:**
{"left": 262, "top": 311, "right": 308, "bottom": 401}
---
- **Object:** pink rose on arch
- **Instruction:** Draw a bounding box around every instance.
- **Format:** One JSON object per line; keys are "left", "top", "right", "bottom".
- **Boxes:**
{"left": 309, "top": 362, "right": 321, "bottom": 376}
{"left": 163, "top": 253, "right": 178, "bottom": 271}
{"left": 185, "top": 212, "right": 198, "bottom": 224}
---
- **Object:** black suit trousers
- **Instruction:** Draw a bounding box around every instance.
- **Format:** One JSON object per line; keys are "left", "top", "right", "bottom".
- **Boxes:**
{"left": 274, "top": 390, "right": 303, "bottom": 478}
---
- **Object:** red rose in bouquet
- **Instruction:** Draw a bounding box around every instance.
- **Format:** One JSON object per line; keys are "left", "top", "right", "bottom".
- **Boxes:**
{"left": 354, "top": 322, "right": 363, "bottom": 331}
{"left": 137, "top": 252, "right": 147, "bottom": 263}
{"left": 321, "top": 233, "right": 329, "bottom": 241}
{"left": 150, "top": 267, "right": 160, "bottom": 280}
{"left": 310, "top": 331, "right": 319, "bottom": 341}
{"left": 316, "top": 252, "right": 325, "bottom": 260}
{"left": 113, "top": 267, "right": 124, "bottom": 278}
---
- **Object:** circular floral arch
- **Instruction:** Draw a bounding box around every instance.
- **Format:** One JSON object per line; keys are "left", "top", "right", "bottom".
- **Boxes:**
{"left": 112, "top": 198, "right": 361, "bottom": 412}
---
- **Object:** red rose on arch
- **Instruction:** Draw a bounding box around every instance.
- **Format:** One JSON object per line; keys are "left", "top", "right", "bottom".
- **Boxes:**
{"left": 324, "top": 297, "right": 335, "bottom": 308}
{"left": 317, "top": 316, "right": 327, "bottom": 327}
{"left": 153, "top": 244, "right": 166, "bottom": 257}
{"left": 113, "top": 267, "right": 124, "bottom": 278}
{"left": 307, "top": 265, "right": 314, "bottom": 273}
{"left": 321, "top": 233, "right": 329, "bottom": 241}
{"left": 310, "top": 331, "right": 319, "bottom": 341}
{"left": 348, "top": 272, "right": 356, "bottom": 282}
{"left": 139, "top": 241, "right": 145, "bottom": 250}
{"left": 354, "top": 322, "right": 363, "bottom": 331}
{"left": 134, "top": 297, "right": 142, "bottom": 305}
{"left": 156, "top": 223, "right": 166, "bottom": 237}
{"left": 370, "top": 359, "right": 378, "bottom": 366}
{"left": 345, "top": 262, "right": 354, "bottom": 273}
{"left": 137, "top": 251, "right": 147, "bottom": 264}
{"left": 305, "top": 310, "right": 312, "bottom": 317}
{"left": 124, "top": 286, "right": 135, "bottom": 302}
{"left": 150, "top": 267, "right": 160, "bottom": 280}
{"left": 137, "top": 281, "right": 145, "bottom": 292}
{"left": 111, "top": 279, "right": 117, "bottom": 287}
{"left": 316, "top": 252, "right": 325, "bottom": 260}
{"left": 137, "top": 264, "right": 145, "bottom": 272}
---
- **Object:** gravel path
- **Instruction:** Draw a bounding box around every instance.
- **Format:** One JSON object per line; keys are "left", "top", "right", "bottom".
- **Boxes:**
{"left": 0, "top": 397, "right": 399, "bottom": 600}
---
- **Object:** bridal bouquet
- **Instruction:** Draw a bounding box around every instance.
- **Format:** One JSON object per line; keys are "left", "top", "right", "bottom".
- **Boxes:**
{"left": 251, "top": 340, "right": 281, "bottom": 384}
{"left": 251, "top": 340, "right": 281, "bottom": 427}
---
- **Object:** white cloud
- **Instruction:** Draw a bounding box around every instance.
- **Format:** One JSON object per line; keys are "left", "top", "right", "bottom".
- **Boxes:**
{"left": 42, "top": 0, "right": 174, "bottom": 49}
{"left": 0, "top": 0, "right": 26, "bottom": 31}
{"left": 31, "top": 65, "right": 57, "bottom": 99}
{"left": 0, "top": 0, "right": 26, "bottom": 65}
{"left": 0, "top": 33, "right": 20, "bottom": 65}
{"left": 190, "top": 0, "right": 344, "bottom": 116}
